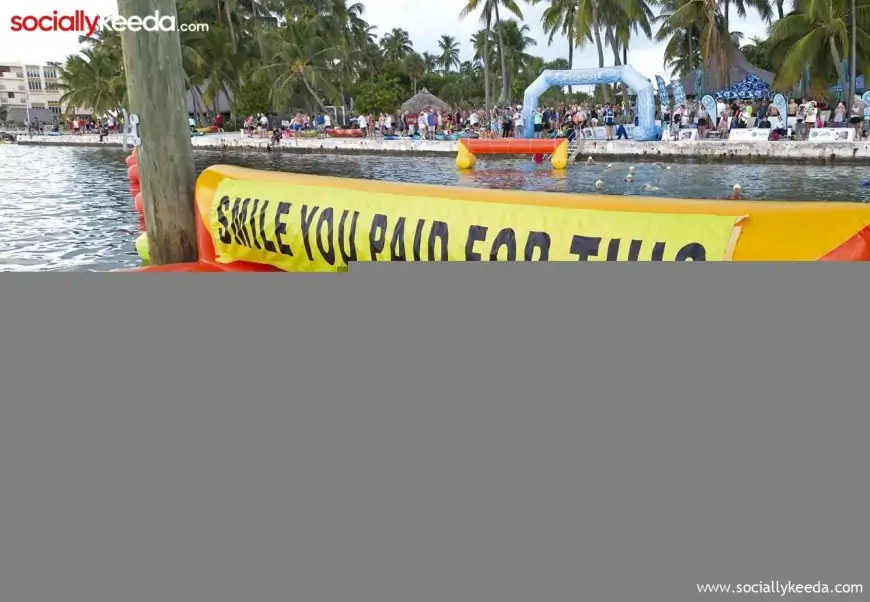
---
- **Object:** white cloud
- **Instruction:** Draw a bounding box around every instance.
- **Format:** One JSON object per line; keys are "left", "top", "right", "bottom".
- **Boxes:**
{"left": 2, "top": 0, "right": 770, "bottom": 81}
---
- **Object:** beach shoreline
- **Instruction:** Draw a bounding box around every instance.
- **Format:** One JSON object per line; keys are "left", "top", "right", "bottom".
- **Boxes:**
{"left": 13, "top": 132, "right": 870, "bottom": 164}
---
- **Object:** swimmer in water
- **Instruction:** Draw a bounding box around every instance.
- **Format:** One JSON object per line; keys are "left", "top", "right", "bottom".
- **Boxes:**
{"left": 641, "top": 184, "right": 660, "bottom": 192}
{"left": 595, "top": 180, "right": 604, "bottom": 190}
{"left": 587, "top": 156, "right": 595, "bottom": 165}
{"left": 730, "top": 184, "right": 742, "bottom": 200}
{"left": 628, "top": 166, "right": 636, "bottom": 174}
{"left": 606, "top": 163, "right": 613, "bottom": 168}
{"left": 665, "top": 165, "right": 672, "bottom": 170}
{"left": 625, "top": 173, "right": 634, "bottom": 182}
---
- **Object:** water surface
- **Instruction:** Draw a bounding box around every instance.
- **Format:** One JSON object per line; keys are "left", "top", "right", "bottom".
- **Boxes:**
{"left": 0, "top": 145, "right": 867, "bottom": 271}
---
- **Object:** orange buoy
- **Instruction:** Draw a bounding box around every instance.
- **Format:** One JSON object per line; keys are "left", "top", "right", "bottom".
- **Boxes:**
{"left": 134, "top": 192, "right": 146, "bottom": 231}
{"left": 125, "top": 153, "right": 137, "bottom": 167}
{"left": 127, "top": 163, "right": 140, "bottom": 184}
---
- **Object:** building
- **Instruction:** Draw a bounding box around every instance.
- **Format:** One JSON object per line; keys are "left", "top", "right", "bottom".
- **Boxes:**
{"left": 0, "top": 60, "right": 73, "bottom": 122}
{"left": 1, "top": 59, "right": 233, "bottom": 124}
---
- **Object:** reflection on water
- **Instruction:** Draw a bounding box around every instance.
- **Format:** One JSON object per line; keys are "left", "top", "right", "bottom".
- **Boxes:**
{"left": 0, "top": 144, "right": 867, "bottom": 271}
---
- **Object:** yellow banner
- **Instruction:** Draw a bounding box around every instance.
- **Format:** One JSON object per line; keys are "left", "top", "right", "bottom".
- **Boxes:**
{"left": 209, "top": 179, "right": 745, "bottom": 271}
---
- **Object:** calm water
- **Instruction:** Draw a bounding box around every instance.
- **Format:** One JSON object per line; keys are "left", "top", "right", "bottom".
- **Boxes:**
{"left": 1, "top": 144, "right": 869, "bottom": 271}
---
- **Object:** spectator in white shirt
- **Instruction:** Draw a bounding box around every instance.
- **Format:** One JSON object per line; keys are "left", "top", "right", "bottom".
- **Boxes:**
{"left": 513, "top": 106, "right": 524, "bottom": 137}
{"left": 418, "top": 111, "right": 428, "bottom": 138}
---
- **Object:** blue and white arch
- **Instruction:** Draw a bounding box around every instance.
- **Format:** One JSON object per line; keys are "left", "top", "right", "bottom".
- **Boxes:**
{"left": 521, "top": 66, "right": 660, "bottom": 141}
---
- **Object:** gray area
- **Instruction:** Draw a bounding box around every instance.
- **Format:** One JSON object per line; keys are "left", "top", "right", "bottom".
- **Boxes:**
{"left": 0, "top": 268, "right": 867, "bottom": 602}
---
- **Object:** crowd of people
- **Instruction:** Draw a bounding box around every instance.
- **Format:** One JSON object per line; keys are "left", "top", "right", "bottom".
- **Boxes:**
{"left": 7, "top": 95, "right": 866, "bottom": 144}
{"left": 663, "top": 96, "right": 870, "bottom": 140}
{"left": 228, "top": 101, "right": 635, "bottom": 142}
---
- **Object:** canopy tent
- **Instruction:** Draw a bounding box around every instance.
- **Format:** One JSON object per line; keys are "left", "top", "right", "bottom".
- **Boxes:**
{"left": 714, "top": 74, "right": 771, "bottom": 100}
{"left": 678, "top": 48, "right": 775, "bottom": 97}
{"left": 401, "top": 88, "right": 450, "bottom": 114}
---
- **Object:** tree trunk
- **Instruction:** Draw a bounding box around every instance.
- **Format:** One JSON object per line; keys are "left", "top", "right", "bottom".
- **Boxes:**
{"left": 118, "top": 0, "right": 197, "bottom": 265}
{"left": 483, "top": 11, "right": 492, "bottom": 115}
{"left": 301, "top": 73, "right": 329, "bottom": 112}
{"left": 850, "top": 0, "right": 857, "bottom": 102}
{"left": 591, "top": 10, "right": 608, "bottom": 102}
{"left": 723, "top": 0, "right": 730, "bottom": 37}
{"left": 623, "top": 44, "right": 630, "bottom": 116}
{"left": 608, "top": 29, "right": 629, "bottom": 113}
{"left": 221, "top": 83, "right": 233, "bottom": 120}
{"left": 830, "top": 37, "right": 848, "bottom": 98}
{"left": 688, "top": 32, "right": 694, "bottom": 70}
{"left": 776, "top": 0, "right": 784, "bottom": 19}
{"left": 567, "top": 17, "right": 574, "bottom": 94}
{"left": 196, "top": 87, "right": 208, "bottom": 121}
{"left": 494, "top": 3, "right": 510, "bottom": 105}
{"left": 185, "top": 76, "right": 205, "bottom": 121}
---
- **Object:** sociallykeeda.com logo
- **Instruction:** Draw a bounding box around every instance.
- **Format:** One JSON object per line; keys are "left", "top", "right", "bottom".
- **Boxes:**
{"left": 9, "top": 10, "right": 209, "bottom": 36}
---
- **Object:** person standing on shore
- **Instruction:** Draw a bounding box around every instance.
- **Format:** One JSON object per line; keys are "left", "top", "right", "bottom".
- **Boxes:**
{"left": 767, "top": 101, "right": 781, "bottom": 130}
{"left": 850, "top": 98, "right": 864, "bottom": 139}
{"left": 513, "top": 107, "right": 524, "bottom": 138}
{"left": 834, "top": 102, "right": 846, "bottom": 127}
{"left": 603, "top": 104, "right": 615, "bottom": 141}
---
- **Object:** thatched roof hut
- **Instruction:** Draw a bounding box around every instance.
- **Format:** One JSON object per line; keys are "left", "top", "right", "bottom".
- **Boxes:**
{"left": 401, "top": 88, "right": 451, "bottom": 113}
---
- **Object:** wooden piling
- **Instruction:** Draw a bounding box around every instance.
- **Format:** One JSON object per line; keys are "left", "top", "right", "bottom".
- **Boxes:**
{"left": 118, "top": 0, "right": 198, "bottom": 264}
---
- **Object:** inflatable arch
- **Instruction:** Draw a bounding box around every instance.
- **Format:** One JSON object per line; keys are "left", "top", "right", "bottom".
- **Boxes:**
{"left": 521, "top": 66, "right": 660, "bottom": 141}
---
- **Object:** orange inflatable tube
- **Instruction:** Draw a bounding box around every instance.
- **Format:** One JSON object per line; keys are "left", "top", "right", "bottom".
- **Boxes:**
{"left": 121, "top": 165, "right": 870, "bottom": 272}
{"left": 462, "top": 139, "right": 563, "bottom": 154}
{"left": 457, "top": 138, "right": 569, "bottom": 170}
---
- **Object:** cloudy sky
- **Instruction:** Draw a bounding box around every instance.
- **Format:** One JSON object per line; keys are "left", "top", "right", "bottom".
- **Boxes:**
{"left": 3, "top": 0, "right": 770, "bottom": 80}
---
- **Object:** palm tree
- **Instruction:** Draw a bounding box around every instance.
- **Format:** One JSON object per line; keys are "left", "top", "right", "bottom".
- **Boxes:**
{"left": 655, "top": 0, "right": 703, "bottom": 74}
{"left": 469, "top": 29, "right": 496, "bottom": 105}
{"left": 720, "top": 0, "right": 773, "bottom": 35}
{"left": 849, "top": 0, "right": 857, "bottom": 102}
{"left": 740, "top": 35, "right": 773, "bottom": 70}
{"left": 422, "top": 52, "right": 440, "bottom": 73}
{"left": 767, "top": 0, "right": 863, "bottom": 97}
{"left": 533, "top": 0, "right": 578, "bottom": 92}
{"left": 663, "top": 0, "right": 733, "bottom": 87}
{"left": 460, "top": 0, "right": 495, "bottom": 115}
{"left": 498, "top": 19, "right": 537, "bottom": 98}
{"left": 380, "top": 28, "right": 414, "bottom": 62}
{"left": 403, "top": 52, "right": 426, "bottom": 93}
{"left": 58, "top": 32, "right": 127, "bottom": 117}
{"left": 437, "top": 35, "right": 462, "bottom": 73}
{"left": 258, "top": 14, "right": 342, "bottom": 112}
{"left": 459, "top": 0, "right": 525, "bottom": 107}
{"left": 603, "top": 0, "right": 655, "bottom": 111}
{"left": 183, "top": 25, "right": 242, "bottom": 115}
{"left": 573, "top": 0, "right": 609, "bottom": 92}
